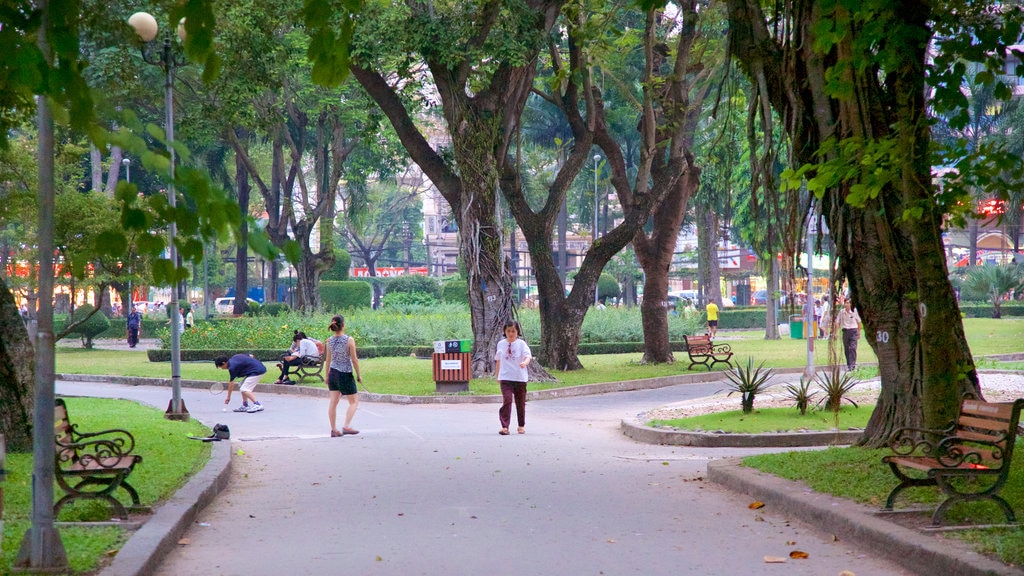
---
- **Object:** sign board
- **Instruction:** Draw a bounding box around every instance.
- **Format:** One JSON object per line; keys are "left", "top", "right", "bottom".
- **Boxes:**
{"left": 440, "top": 359, "right": 463, "bottom": 370}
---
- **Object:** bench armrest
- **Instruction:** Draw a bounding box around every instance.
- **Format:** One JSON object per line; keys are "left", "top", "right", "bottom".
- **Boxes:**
{"left": 57, "top": 428, "right": 136, "bottom": 465}
{"left": 887, "top": 424, "right": 954, "bottom": 456}
{"left": 711, "top": 343, "right": 732, "bottom": 355}
{"left": 934, "top": 434, "right": 1008, "bottom": 468}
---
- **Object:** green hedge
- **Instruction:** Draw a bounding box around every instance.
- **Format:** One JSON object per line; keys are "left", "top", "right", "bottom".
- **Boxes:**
{"left": 958, "top": 302, "right": 1024, "bottom": 317}
{"left": 147, "top": 344, "right": 424, "bottom": 362}
{"left": 319, "top": 281, "right": 371, "bottom": 311}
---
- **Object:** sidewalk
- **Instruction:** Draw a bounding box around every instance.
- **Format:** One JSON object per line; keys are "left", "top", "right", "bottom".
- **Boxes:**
{"left": 57, "top": 370, "right": 1023, "bottom": 576}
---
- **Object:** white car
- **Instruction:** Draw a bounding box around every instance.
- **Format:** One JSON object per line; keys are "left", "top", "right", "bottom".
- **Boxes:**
{"left": 214, "top": 297, "right": 257, "bottom": 314}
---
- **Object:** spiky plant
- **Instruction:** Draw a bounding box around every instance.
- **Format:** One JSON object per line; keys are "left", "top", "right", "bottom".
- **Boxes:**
{"left": 722, "top": 357, "right": 776, "bottom": 414}
{"left": 815, "top": 367, "right": 861, "bottom": 417}
{"left": 785, "top": 377, "right": 817, "bottom": 415}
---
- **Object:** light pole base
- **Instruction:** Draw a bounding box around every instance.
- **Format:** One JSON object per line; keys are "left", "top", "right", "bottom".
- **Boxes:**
{"left": 13, "top": 525, "right": 68, "bottom": 573}
{"left": 164, "top": 399, "right": 191, "bottom": 421}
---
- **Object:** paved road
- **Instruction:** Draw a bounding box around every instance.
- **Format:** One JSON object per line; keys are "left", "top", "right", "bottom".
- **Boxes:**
{"left": 57, "top": 380, "right": 909, "bottom": 576}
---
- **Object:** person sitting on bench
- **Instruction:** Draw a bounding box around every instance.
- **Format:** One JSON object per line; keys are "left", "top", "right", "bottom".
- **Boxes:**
{"left": 276, "top": 331, "right": 319, "bottom": 384}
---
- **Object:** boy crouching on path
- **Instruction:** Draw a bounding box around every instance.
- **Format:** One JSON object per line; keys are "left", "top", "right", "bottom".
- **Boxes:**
{"left": 215, "top": 354, "right": 266, "bottom": 413}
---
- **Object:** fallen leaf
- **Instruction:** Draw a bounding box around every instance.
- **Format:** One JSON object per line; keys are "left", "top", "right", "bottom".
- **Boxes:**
{"left": 177, "top": 538, "right": 191, "bottom": 545}
{"left": 104, "top": 549, "right": 118, "bottom": 557}
{"left": 376, "top": 556, "right": 383, "bottom": 562}
{"left": 607, "top": 539, "right": 616, "bottom": 543}
{"left": 786, "top": 541, "right": 796, "bottom": 546}
{"left": 789, "top": 550, "right": 809, "bottom": 559}
{"left": 764, "top": 556, "right": 786, "bottom": 563}
{"left": 839, "top": 572, "right": 855, "bottom": 576}
{"left": 236, "top": 449, "right": 245, "bottom": 455}
{"left": 749, "top": 501, "right": 765, "bottom": 509}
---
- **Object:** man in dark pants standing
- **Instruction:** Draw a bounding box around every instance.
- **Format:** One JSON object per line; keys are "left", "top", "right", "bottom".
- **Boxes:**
{"left": 836, "top": 298, "right": 862, "bottom": 370}
{"left": 126, "top": 306, "right": 142, "bottom": 348}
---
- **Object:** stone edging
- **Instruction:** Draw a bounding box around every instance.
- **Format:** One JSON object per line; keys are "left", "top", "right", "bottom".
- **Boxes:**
{"left": 620, "top": 419, "right": 862, "bottom": 447}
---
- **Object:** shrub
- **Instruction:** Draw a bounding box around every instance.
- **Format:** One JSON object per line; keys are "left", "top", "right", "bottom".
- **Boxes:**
{"left": 64, "top": 304, "right": 110, "bottom": 349}
{"left": 785, "top": 377, "right": 817, "bottom": 415}
{"left": 320, "top": 281, "right": 372, "bottom": 311}
{"left": 598, "top": 272, "right": 621, "bottom": 302}
{"left": 815, "top": 367, "right": 860, "bottom": 413}
{"left": 440, "top": 276, "right": 468, "bottom": 304}
{"left": 260, "top": 302, "right": 291, "bottom": 316}
{"left": 320, "top": 249, "right": 351, "bottom": 281}
{"left": 381, "top": 291, "right": 440, "bottom": 311}
{"left": 385, "top": 275, "right": 441, "bottom": 298}
{"left": 722, "top": 357, "right": 775, "bottom": 414}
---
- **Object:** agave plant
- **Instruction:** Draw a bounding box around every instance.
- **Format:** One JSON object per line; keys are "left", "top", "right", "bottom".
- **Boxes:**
{"left": 722, "top": 357, "right": 776, "bottom": 414}
{"left": 785, "top": 376, "right": 817, "bottom": 415}
{"left": 815, "top": 367, "right": 861, "bottom": 413}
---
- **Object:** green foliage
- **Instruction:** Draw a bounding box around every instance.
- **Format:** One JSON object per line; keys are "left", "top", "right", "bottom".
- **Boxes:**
{"left": 961, "top": 265, "right": 1024, "bottom": 318}
{"left": 785, "top": 377, "right": 818, "bottom": 415}
{"left": 320, "top": 249, "right": 352, "bottom": 281}
{"left": 815, "top": 368, "right": 861, "bottom": 413}
{"left": 598, "top": 272, "right": 621, "bottom": 302}
{"left": 319, "top": 280, "right": 372, "bottom": 311}
{"left": 440, "top": 276, "right": 469, "bottom": 304}
{"left": 722, "top": 357, "right": 776, "bottom": 414}
{"left": 260, "top": 302, "right": 291, "bottom": 317}
{"left": 384, "top": 274, "right": 440, "bottom": 297}
{"left": 381, "top": 291, "right": 440, "bottom": 311}
{"left": 64, "top": 304, "right": 110, "bottom": 349}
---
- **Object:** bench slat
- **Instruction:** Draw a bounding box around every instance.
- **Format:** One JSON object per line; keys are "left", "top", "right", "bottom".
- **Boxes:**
{"left": 957, "top": 414, "right": 1012, "bottom": 432}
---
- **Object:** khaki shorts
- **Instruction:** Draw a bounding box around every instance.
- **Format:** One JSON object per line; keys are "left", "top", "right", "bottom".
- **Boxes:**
{"left": 238, "top": 374, "right": 261, "bottom": 392}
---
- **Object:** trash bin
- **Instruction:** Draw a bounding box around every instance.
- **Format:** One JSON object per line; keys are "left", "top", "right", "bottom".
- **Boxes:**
{"left": 789, "top": 314, "right": 804, "bottom": 339}
{"left": 433, "top": 340, "right": 471, "bottom": 393}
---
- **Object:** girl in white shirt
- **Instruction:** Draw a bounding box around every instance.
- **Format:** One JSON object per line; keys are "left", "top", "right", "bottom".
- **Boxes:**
{"left": 493, "top": 321, "right": 532, "bottom": 435}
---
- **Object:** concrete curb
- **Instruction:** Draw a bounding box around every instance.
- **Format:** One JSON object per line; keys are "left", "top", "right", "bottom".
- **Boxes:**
{"left": 620, "top": 419, "right": 862, "bottom": 447}
{"left": 707, "top": 458, "right": 1019, "bottom": 576}
{"left": 57, "top": 370, "right": 727, "bottom": 405}
{"left": 98, "top": 440, "right": 232, "bottom": 576}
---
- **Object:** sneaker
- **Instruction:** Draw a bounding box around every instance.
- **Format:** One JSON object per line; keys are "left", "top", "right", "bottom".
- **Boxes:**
{"left": 246, "top": 403, "right": 264, "bottom": 413}
{"left": 233, "top": 403, "right": 250, "bottom": 413}
{"left": 342, "top": 427, "right": 359, "bottom": 435}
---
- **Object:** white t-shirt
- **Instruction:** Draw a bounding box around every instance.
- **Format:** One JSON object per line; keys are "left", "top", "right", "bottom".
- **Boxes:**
{"left": 494, "top": 338, "right": 532, "bottom": 383}
{"left": 298, "top": 338, "right": 319, "bottom": 358}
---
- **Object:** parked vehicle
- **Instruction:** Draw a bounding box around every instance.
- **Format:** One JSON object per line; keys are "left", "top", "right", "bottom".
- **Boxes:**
{"left": 752, "top": 290, "right": 768, "bottom": 305}
{"left": 215, "top": 297, "right": 257, "bottom": 315}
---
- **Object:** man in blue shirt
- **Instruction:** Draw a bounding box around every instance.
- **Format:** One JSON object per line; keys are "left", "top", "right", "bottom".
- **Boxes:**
{"left": 214, "top": 354, "right": 266, "bottom": 413}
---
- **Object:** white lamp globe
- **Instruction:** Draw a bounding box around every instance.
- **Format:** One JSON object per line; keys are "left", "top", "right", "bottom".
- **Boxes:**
{"left": 128, "top": 12, "right": 159, "bottom": 42}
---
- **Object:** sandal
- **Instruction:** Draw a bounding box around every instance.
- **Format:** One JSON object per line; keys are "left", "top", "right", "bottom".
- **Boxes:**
{"left": 499, "top": 428, "right": 510, "bottom": 435}
{"left": 517, "top": 427, "right": 525, "bottom": 434}
{"left": 342, "top": 427, "right": 360, "bottom": 435}
{"left": 330, "top": 430, "right": 342, "bottom": 438}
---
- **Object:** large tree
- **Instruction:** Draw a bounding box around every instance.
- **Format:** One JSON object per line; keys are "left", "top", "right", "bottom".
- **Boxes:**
{"left": 349, "top": 0, "right": 564, "bottom": 375}
{"left": 725, "top": 0, "right": 1023, "bottom": 445}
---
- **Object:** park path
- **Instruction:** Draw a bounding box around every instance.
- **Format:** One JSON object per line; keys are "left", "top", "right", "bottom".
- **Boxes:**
{"left": 58, "top": 379, "right": 909, "bottom": 576}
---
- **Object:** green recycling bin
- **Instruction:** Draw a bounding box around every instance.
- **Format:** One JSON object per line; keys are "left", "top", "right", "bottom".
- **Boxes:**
{"left": 789, "top": 314, "right": 804, "bottom": 339}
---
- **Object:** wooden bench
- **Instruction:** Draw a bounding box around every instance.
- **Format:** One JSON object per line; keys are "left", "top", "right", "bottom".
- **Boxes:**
{"left": 683, "top": 334, "right": 733, "bottom": 371}
{"left": 54, "top": 398, "right": 143, "bottom": 520}
{"left": 882, "top": 397, "right": 1024, "bottom": 526}
{"left": 294, "top": 340, "right": 326, "bottom": 383}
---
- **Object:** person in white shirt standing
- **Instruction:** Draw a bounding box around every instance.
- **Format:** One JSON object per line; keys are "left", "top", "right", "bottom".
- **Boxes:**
{"left": 494, "top": 320, "right": 533, "bottom": 436}
{"left": 837, "top": 298, "right": 863, "bottom": 370}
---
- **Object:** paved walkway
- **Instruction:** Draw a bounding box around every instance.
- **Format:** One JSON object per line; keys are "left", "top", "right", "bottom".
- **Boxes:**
{"left": 58, "top": 379, "right": 913, "bottom": 576}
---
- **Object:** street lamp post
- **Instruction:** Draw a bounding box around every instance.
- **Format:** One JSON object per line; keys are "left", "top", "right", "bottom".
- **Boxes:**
{"left": 593, "top": 154, "right": 600, "bottom": 306}
{"left": 128, "top": 11, "right": 189, "bottom": 420}
{"left": 122, "top": 156, "right": 131, "bottom": 183}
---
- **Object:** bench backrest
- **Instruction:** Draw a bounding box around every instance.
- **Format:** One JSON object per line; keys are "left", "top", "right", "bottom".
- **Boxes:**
{"left": 948, "top": 398, "right": 1024, "bottom": 469}
{"left": 54, "top": 398, "right": 78, "bottom": 463}
{"left": 315, "top": 340, "right": 325, "bottom": 357}
{"left": 684, "top": 335, "right": 712, "bottom": 350}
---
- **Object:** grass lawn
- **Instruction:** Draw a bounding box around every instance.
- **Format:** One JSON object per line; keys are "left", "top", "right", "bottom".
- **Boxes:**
{"left": 649, "top": 405, "right": 871, "bottom": 432}
{"left": 2, "top": 398, "right": 211, "bottom": 574}
{"left": 743, "top": 445, "right": 1024, "bottom": 565}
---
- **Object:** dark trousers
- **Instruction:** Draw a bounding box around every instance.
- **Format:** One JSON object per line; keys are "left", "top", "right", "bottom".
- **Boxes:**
{"left": 279, "top": 357, "right": 303, "bottom": 381}
{"left": 127, "top": 327, "right": 139, "bottom": 348}
{"left": 842, "top": 328, "right": 859, "bottom": 369}
{"left": 499, "top": 381, "right": 527, "bottom": 428}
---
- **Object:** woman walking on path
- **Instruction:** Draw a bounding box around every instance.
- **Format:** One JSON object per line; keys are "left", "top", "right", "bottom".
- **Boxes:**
{"left": 494, "top": 320, "right": 532, "bottom": 435}
{"left": 325, "top": 315, "right": 362, "bottom": 437}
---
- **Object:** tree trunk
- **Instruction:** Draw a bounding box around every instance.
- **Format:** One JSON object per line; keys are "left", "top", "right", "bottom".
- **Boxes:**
{"left": 697, "top": 206, "right": 723, "bottom": 305}
{"left": 725, "top": 0, "right": 979, "bottom": 446}
{"left": 0, "top": 274, "right": 34, "bottom": 451}
{"left": 233, "top": 152, "right": 250, "bottom": 315}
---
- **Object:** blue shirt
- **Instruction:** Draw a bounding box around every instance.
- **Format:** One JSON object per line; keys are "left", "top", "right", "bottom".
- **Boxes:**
{"left": 227, "top": 354, "right": 267, "bottom": 381}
